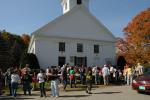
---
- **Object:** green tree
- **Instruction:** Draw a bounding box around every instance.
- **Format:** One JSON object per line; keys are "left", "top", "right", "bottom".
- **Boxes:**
{"left": 10, "top": 40, "right": 22, "bottom": 67}
{"left": 0, "top": 30, "right": 30, "bottom": 70}
{"left": 20, "top": 53, "right": 40, "bottom": 69}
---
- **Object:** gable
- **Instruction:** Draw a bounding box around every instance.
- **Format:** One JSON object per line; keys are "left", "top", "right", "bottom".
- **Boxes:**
{"left": 33, "top": 6, "right": 116, "bottom": 42}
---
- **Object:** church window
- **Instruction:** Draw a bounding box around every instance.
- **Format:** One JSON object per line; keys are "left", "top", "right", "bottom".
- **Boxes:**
{"left": 94, "top": 45, "right": 99, "bottom": 53}
{"left": 77, "top": 43, "right": 83, "bottom": 52}
{"left": 77, "top": 0, "right": 82, "bottom": 5}
{"left": 59, "top": 42, "right": 65, "bottom": 52}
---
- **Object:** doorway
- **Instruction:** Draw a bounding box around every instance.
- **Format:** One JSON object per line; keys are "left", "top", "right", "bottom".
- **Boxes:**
{"left": 58, "top": 57, "right": 66, "bottom": 67}
{"left": 74, "top": 57, "right": 87, "bottom": 67}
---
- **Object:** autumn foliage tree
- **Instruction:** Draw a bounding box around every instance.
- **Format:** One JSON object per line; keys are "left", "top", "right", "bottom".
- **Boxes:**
{"left": 122, "top": 8, "right": 150, "bottom": 64}
{"left": 21, "top": 34, "right": 30, "bottom": 47}
{"left": 0, "top": 30, "right": 31, "bottom": 70}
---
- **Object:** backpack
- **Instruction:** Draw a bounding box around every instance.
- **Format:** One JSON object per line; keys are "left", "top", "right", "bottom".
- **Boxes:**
{"left": 86, "top": 72, "right": 92, "bottom": 81}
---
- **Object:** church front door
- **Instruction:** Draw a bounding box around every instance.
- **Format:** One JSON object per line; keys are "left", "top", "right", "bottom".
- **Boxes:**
{"left": 74, "top": 57, "right": 87, "bottom": 67}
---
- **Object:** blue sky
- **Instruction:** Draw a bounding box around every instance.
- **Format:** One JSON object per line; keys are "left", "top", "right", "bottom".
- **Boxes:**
{"left": 0, "top": 0, "right": 150, "bottom": 37}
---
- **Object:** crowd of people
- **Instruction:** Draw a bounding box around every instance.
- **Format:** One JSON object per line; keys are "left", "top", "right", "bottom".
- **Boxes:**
{"left": 0, "top": 62, "right": 144, "bottom": 98}
{"left": 123, "top": 63, "right": 144, "bottom": 85}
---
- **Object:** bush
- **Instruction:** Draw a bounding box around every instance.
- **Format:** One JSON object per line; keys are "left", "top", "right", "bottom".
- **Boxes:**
{"left": 20, "top": 53, "right": 40, "bottom": 69}
{"left": 143, "top": 63, "right": 150, "bottom": 68}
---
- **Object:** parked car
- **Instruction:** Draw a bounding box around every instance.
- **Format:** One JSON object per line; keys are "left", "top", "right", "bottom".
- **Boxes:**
{"left": 132, "top": 67, "right": 150, "bottom": 93}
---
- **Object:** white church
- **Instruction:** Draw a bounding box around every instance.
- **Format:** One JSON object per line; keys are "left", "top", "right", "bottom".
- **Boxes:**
{"left": 28, "top": 0, "right": 116, "bottom": 69}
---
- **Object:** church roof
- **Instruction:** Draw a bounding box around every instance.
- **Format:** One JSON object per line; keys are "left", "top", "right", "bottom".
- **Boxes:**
{"left": 31, "top": 5, "right": 116, "bottom": 42}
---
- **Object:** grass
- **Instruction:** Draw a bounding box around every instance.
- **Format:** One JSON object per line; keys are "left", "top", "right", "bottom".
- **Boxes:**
{"left": 2, "top": 82, "right": 106, "bottom": 95}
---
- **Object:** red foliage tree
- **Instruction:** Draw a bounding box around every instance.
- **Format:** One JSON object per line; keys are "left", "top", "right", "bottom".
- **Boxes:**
{"left": 122, "top": 8, "right": 150, "bottom": 64}
{"left": 21, "top": 34, "right": 30, "bottom": 46}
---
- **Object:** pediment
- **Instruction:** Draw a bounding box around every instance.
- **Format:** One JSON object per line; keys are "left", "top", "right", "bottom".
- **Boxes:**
{"left": 33, "top": 6, "right": 116, "bottom": 42}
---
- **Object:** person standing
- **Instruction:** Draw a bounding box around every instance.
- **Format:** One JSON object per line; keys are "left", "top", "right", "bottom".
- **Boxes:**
{"left": 11, "top": 70, "right": 20, "bottom": 97}
{"left": 69, "top": 66, "right": 76, "bottom": 88}
{"left": 79, "top": 65, "right": 86, "bottom": 85}
{"left": 49, "top": 68, "right": 60, "bottom": 97}
{"left": 123, "top": 64, "right": 129, "bottom": 84}
{"left": 102, "top": 65, "right": 110, "bottom": 85}
{"left": 61, "top": 64, "right": 68, "bottom": 91}
{"left": 109, "top": 65, "right": 114, "bottom": 83}
{"left": 85, "top": 67, "right": 93, "bottom": 94}
{"left": 21, "top": 71, "right": 32, "bottom": 95}
{"left": 127, "top": 66, "right": 132, "bottom": 85}
{"left": 5, "top": 67, "right": 13, "bottom": 96}
{"left": 136, "top": 63, "right": 144, "bottom": 76}
{"left": 31, "top": 72, "right": 38, "bottom": 91}
{"left": 37, "top": 69, "right": 46, "bottom": 97}
{"left": 0, "top": 69, "right": 4, "bottom": 95}
{"left": 22, "top": 64, "right": 31, "bottom": 75}
{"left": 92, "top": 66, "right": 100, "bottom": 85}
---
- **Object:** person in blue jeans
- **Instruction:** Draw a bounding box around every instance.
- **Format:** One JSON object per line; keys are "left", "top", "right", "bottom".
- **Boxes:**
{"left": 49, "top": 68, "right": 59, "bottom": 97}
{"left": 79, "top": 65, "right": 86, "bottom": 85}
{"left": 11, "top": 70, "right": 20, "bottom": 97}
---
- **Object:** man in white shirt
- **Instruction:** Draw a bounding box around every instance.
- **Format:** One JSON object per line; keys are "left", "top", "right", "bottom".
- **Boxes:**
{"left": 11, "top": 70, "right": 20, "bottom": 97}
{"left": 102, "top": 65, "right": 110, "bottom": 85}
{"left": 37, "top": 69, "right": 46, "bottom": 97}
{"left": 92, "top": 66, "right": 100, "bottom": 84}
{"left": 109, "top": 65, "right": 114, "bottom": 83}
{"left": 136, "top": 63, "right": 143, "bottom": 76}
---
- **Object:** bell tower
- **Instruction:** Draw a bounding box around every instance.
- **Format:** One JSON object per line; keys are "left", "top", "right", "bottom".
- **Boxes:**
{"left": 61, "top": 0, "right": 89, "bottom": 14}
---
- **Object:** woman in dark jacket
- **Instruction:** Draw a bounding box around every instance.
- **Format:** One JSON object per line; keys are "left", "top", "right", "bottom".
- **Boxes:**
{"left": 21, "top": 71, "right": 32, "bottom": 95}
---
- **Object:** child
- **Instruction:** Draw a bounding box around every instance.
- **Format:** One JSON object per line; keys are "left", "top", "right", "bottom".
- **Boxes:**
{"left": 37, "top": 69, "right": 46, "bottom": 97}
{"left": 85, "top": 67, "right": 93, "bottom": 94}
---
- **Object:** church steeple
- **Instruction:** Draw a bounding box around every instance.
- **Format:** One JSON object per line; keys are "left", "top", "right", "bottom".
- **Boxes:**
{"left": 61, "top": 0, "right": 89, "bottom": 14}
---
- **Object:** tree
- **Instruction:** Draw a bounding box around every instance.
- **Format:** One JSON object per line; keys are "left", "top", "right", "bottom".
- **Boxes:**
{"left": 0, "top": 33, "right": 11, "bottom": 71}
{"left": 0, "top": 30, "right": 30, "bottom": 70}
{"left": 20, "top": 53, "right": 40, "bottom": 69}
{"left": 123, "top": 8, "right": 150, "bottom": 64}
{"left": 10, "top": 40, "right": 22, "bottom": 67}
{"left": 21, "top": 34, "right": 30, "bottom": 47}
{"left": 117, "top": 56, "right": 126, "bottom": 70}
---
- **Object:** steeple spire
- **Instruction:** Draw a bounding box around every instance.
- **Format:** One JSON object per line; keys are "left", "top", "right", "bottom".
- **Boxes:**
{"left": 61, "top": 0, "right": 89, "bottom": 14}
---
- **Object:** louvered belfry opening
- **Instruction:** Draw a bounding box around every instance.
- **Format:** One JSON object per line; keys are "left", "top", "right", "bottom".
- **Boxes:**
{"left": 77, "top": 0, "right": 82, "bottom": 5}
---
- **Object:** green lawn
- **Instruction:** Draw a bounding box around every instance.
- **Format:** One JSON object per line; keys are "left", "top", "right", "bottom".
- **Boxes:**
{"left": 2, "top": 82, "right": 104, "bottom": 95}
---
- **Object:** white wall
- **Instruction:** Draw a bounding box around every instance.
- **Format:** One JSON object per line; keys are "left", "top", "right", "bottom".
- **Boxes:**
{"left": 28, "top": 41, "right": 35, "bottom": 54}
{"left": 33, "top": 36, "right": 116, "bottom": 69}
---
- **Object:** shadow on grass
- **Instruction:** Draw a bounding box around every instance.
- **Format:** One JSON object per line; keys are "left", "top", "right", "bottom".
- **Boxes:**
{"left": 0, "top": 97, "right": 35, "bottom": 100}
{"left": 60, "top": 94, "right": 90, "bottom": 98}
{"left": 94, "top": 91, "right": 122, "bottom": 94}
